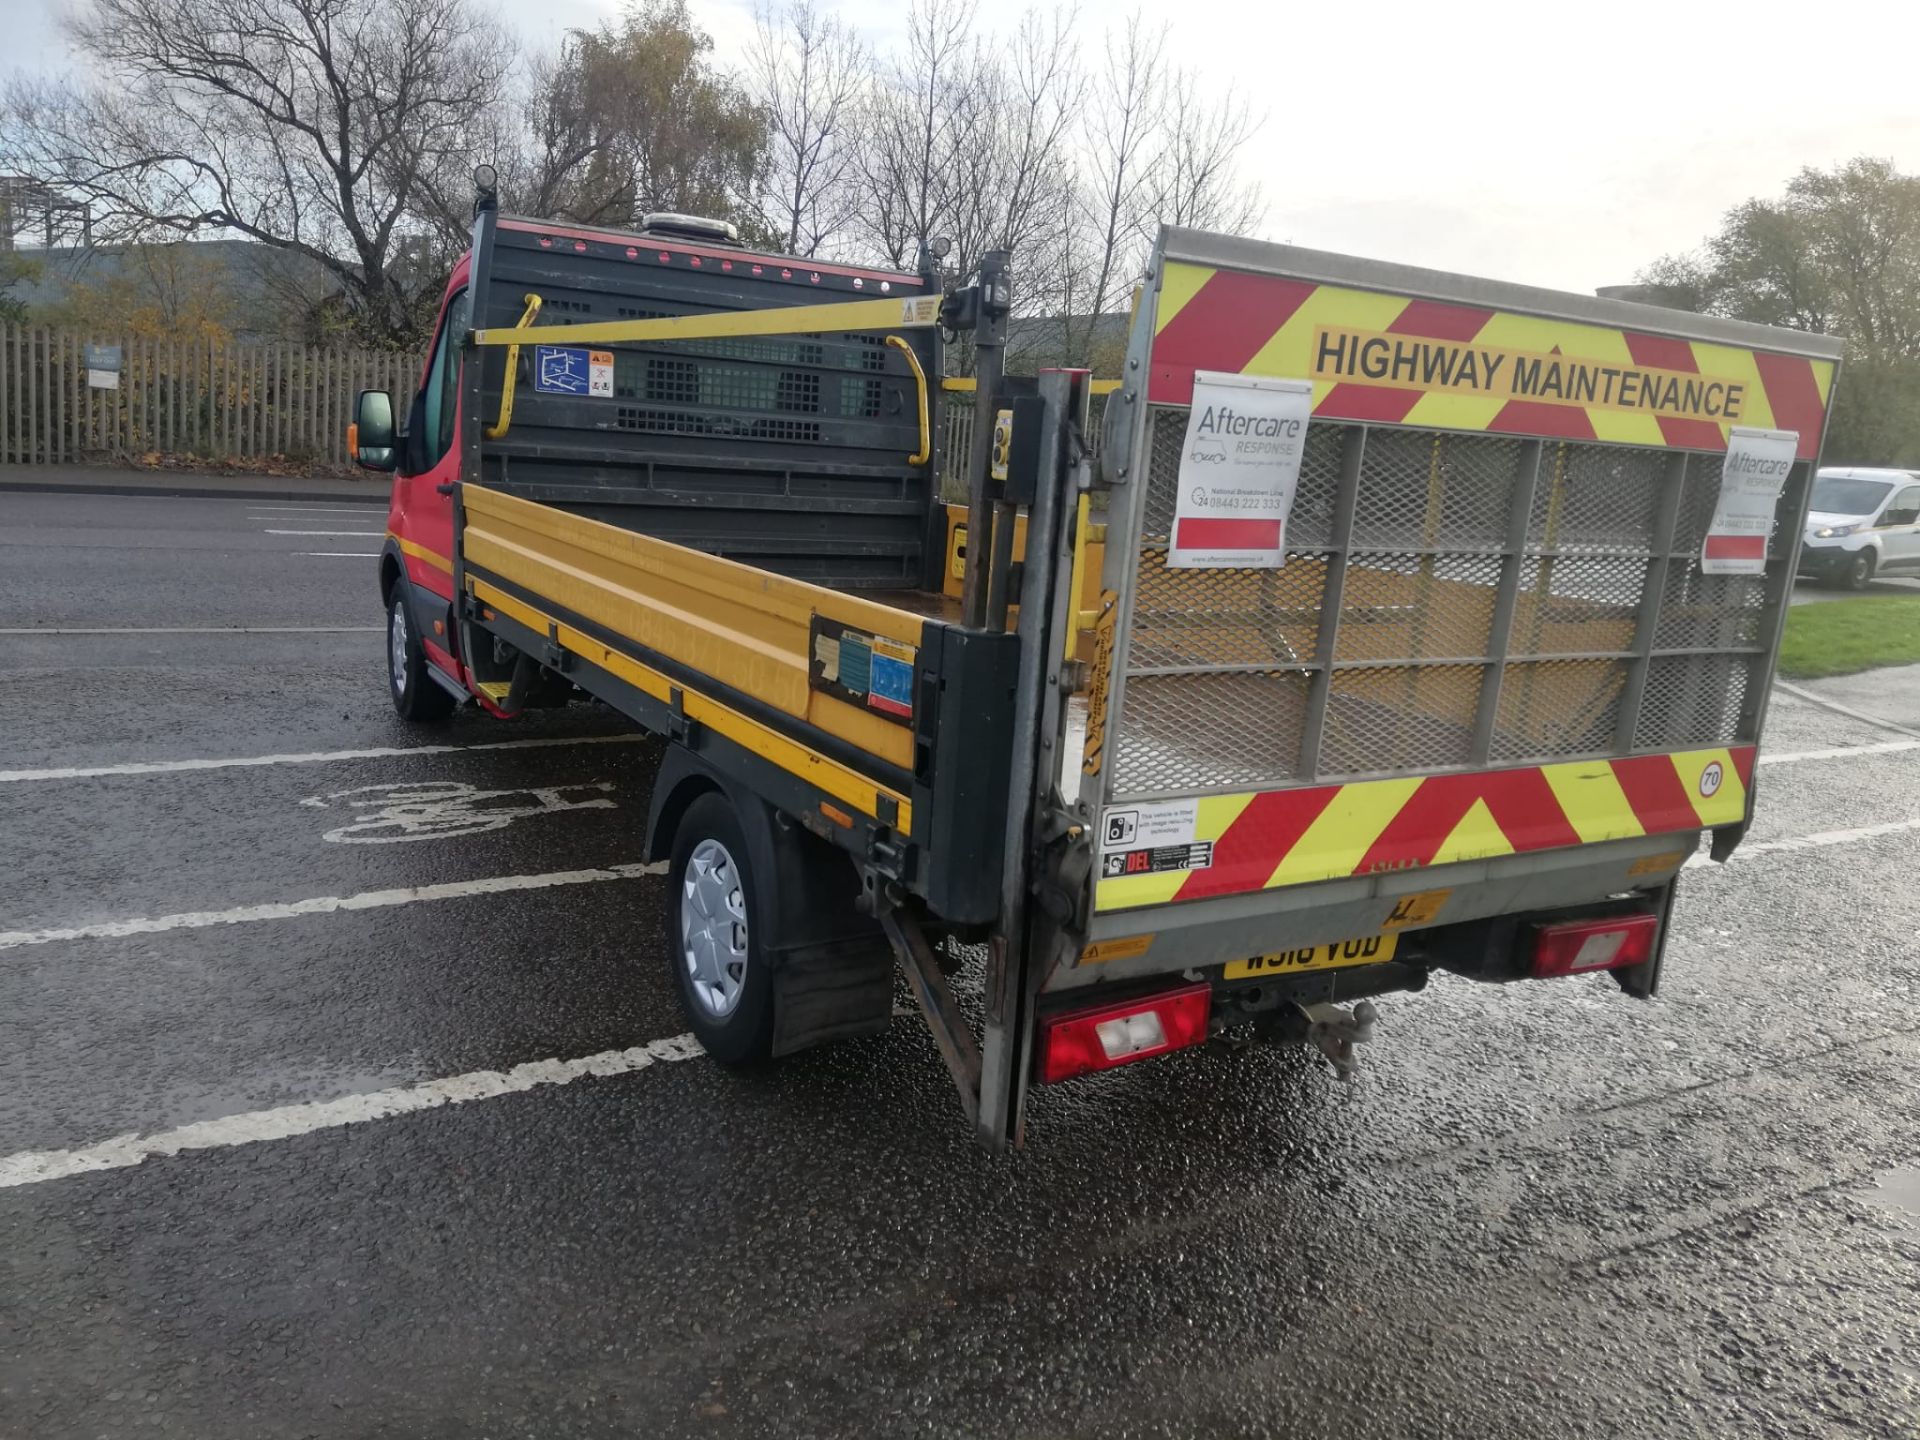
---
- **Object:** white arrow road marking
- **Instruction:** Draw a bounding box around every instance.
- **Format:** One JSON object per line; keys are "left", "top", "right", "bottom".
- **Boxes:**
{"left": 0, "top": 1033, "right": 705, "bottom": 1190}
{"left": 0, "top": 860, "right": 667, "bottom": 951}
{"left": 302, "top": 780, "right": 618, "bottom": 843}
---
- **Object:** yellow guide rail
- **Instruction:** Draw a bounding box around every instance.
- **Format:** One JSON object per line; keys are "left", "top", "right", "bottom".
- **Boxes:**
{"left": 472, "top": 293, "right": 944, "bottom": 349}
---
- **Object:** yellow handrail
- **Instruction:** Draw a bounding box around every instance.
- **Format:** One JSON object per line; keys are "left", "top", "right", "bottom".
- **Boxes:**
{"left": 885, "top": 335, "right": 931, "bottom": 466}
{"left": 484, "top": 292, "right": 545, "bottom": 441}
{"left": 473, "top": 293, "right": 943, "bottom": 349}
{"left": 940, "top": 377, "right": 1122, "bottom": 395}
{"left": 1065, "top": 492, "right": 1092, "bottom": 663}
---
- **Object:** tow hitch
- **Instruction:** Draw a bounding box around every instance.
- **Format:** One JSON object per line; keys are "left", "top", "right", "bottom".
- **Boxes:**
{"left": 1301, "top": 1000, "right": 1377, "bottom": 1080}
{"left": 1243, "top": 998, "right": 1380, "bottom": 1078}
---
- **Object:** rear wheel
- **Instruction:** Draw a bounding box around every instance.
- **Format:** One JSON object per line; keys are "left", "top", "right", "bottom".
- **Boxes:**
{"left": 667, "top": 792, "right": 775, "bottom": 1064}
{"left": 386, "top": 586, "right": 456, "bottom": 723}
{"left": 1841, "top": 551, "right": 1876, "bottom": 591}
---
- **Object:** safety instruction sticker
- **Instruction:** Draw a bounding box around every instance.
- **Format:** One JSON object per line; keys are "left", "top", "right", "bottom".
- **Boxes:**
{"left": 1703, "top": 427, "right": 1799, "bottom": 574}
{"left": 809, "top": 618, "right": 916, "bottom": 725}
{"left": 866, "top": 638, "right": 914, "bottom": 717}
{"left": 533, "top": 345, "right": 615, "bottom": 398}
{"left": 1170, "top": 371, "right": 1312, "bottom": 569}
{"left": 1099, "top": 800, "right": 1212, "bottom": 879}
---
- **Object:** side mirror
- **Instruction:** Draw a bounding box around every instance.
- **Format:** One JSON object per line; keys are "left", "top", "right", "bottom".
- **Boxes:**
{"left": 350, "top": 390, "right": 397, "bottom": 472}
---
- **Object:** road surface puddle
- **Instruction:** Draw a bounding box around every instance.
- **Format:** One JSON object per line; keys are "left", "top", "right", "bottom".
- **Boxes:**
{"left": 1863, "top": 1162, "right": 1920, "bottom": 1236}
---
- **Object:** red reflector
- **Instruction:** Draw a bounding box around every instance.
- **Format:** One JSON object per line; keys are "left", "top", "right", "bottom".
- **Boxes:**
{"left": 1530, "top": 914, "right": 1658, "bottom": 978}
{"left": 1035, "top": 982, "right": 1210, "bottom": 1084}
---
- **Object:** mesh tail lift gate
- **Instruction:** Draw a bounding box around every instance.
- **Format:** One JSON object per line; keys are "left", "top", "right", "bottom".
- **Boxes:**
{"left": 1085, "top": 227, "right": 1841, "bottom": 916}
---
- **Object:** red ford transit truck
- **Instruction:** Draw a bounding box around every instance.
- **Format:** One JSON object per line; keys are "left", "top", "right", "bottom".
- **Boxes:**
{"left": 355, "top": 183, "right": 1840, "bottom": 1148}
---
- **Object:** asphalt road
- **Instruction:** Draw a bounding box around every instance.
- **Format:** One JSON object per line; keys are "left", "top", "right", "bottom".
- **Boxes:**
{"left": 4, "top": 488, "right": 1920, "bottom": 1439}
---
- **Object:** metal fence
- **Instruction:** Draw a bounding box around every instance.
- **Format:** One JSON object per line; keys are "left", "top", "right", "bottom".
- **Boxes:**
{"left": 0, "top": 324, "right": 420, "bottom": 466}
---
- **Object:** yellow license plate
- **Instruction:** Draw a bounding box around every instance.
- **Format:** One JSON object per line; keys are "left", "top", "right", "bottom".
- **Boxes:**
{"left": 1223, "top": 933, "right": 1398, "bottom": 981}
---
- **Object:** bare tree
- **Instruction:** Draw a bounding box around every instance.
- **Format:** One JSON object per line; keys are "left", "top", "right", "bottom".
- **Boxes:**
{"left": 1158, "top": 69, "right": 1263, "bottom": 235}
{"left": 746, "top": 0, "right": 866, "bottom": 257}
{"left": 854, "top": 0, "right": 1081, "bottom": 317}
{"left": 1062, "top": 13, "right": 1163, "bottom": 365}
{"left": 1054, "top": 14, "right": 1267, "bottom": 366}
{"left": 0, "top": 0, "right": 511, "bottom": 342}
{"left": 941, "top": 8, "right": 1081, "bottom": 313}
{"left": 857, "top": 0, "right": 974, "bottom": 272}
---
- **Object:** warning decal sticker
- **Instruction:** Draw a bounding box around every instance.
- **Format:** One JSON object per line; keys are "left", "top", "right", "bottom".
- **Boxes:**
{"left": 808, "top": 617, "right": 917, "bottom": 726}
{"left": 1099, "top": 800, "right": 1212, "bottom": 877}
{"left": 532, "top": 346, "right": 614, "bottom": 397}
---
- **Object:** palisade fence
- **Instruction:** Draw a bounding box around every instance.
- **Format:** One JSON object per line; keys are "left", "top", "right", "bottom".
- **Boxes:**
{"left": 0, "top": 323, "right": 421, "bottom": 467}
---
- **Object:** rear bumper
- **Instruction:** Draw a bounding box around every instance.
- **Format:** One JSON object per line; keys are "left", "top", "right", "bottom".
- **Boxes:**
{"left": 1055, "top": 828, "right": 1696, "bottom": 995}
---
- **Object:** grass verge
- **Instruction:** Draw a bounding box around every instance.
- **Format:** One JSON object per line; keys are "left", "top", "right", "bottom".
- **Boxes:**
{"left": 1778, "top": 593, "right": 1920, "bottom": 678}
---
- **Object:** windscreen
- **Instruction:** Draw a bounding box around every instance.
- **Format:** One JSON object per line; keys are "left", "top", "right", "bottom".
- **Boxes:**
{"left": 1811, "top": 476, "right": 1894, "bottom": 515}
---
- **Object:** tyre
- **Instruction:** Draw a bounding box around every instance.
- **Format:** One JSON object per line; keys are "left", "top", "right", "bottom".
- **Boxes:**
{"left": 666, "top": 792, "right": 775, "bottom": 1064}
{"left": 386, "top": 585, "right": 457, "bottom": 722}
{"left": 1841, "top": 551, "right": 1876, "bottom": 591}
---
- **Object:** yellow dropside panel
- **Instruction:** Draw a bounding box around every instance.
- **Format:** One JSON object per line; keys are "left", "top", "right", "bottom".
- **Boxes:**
{"left": 461, "top": 487, "right": 920, "bottom": 772}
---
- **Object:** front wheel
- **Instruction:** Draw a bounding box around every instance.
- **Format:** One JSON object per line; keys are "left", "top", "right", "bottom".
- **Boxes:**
{"left": 667, "top": 792, "right": 775, "bottom": 1064}
{"left": 1840, "top": 551, "right": 1876, "bottom": 591}
{"left": 387, "top": 587, "right": 456, "bottom": 723}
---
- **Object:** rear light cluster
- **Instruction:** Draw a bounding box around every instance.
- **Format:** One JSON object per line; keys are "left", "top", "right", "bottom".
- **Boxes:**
{"left": 1529, "top": 914, "right": 1658, "bottom": 978}
{"left": 1035, "top": 982, "right": 1210, "bottom": 1084}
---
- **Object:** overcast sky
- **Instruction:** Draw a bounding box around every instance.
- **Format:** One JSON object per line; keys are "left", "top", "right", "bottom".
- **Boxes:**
{"left": 13, "top": 0, "right": 1920, "bottom": 295}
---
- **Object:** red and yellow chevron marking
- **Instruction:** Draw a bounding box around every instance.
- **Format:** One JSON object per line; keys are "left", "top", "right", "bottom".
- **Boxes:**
{"left": 1148, "top": 263, "right": 1833, "bottom": 460}
{"left": 1095, "top": 745, "right": 1753, "bottom": 913}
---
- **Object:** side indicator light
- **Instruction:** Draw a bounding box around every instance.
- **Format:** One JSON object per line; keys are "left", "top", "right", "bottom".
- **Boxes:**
{"left": 1529, "top": 914, "right": 1658, "bottom": 978}
{"left": 1035, "top": 982, "right": 1209, "bottom": 1084}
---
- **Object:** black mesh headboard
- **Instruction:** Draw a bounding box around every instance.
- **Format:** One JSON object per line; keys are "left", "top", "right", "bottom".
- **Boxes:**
{"left": 471, "top": 214, "right": 944, "bottom": 590}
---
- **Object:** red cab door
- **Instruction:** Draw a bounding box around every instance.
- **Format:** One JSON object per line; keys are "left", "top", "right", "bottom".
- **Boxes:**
{"left": 389, "top": 264, "right": 471, "bottom": 678}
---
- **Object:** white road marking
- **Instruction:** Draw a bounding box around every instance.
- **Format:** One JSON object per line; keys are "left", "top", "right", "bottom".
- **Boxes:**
{"left": 302, "top": 780, "right": 616, "bottom": 843}
{"left": 0, "top": 1033, "right": 704, "bottom": 1190}
{"left": 262, "top": 529, "right": 384, "bottom": 537}
{"left": 248, "top": 507, "right": 386, "bottom": 515}
{"left": 0, "top": 732, "right": 647, "bottom": 784}
{"left": 0, "top": 626, "right": 381, "bottom": 636}
{"left": 1688, "top": 816, "right": 1920, "bottom": 869}
{"left": 1759, "top": 739, "right": 1920, "bottom": 767}
{"left": 1771, "top": 679, "right": 1920, "bottom": 740}
{"left": 0, "top": 860, "right": 667, "bottom": 951}
{"left": 297, "top": 552, "right": 381, "bottom": 558}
